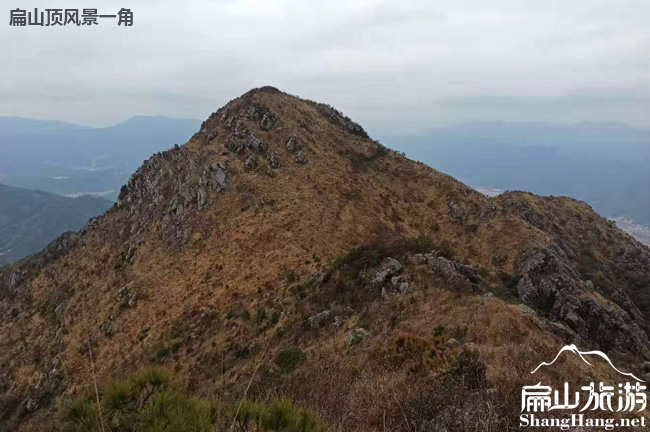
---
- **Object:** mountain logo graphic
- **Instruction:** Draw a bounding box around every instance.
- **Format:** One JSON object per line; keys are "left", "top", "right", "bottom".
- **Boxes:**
{"left": 531, "top": 344, "right": 645, "bottom": 382}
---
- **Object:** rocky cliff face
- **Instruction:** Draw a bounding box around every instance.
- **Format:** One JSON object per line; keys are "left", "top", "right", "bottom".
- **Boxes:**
{"left": 1, "top": 87, "right": 648, "bottom": 431}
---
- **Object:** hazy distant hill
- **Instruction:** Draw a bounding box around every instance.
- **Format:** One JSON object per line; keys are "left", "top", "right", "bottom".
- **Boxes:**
{"left": 0, "top": 116, "right": 201, "bottom": 201}
{"left": 387, "top": 122, "right": 650, "bottom": 228}
{"left": 0, "top": 183, "right": 112, "bottom": 264}
{"left": 0, "top": 116, "right": 88, "bottom": 134}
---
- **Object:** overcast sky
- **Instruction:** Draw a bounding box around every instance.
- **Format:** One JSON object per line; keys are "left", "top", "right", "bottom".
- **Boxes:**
{"left": 3, "top": 0, "right": 649, "bottom": 134}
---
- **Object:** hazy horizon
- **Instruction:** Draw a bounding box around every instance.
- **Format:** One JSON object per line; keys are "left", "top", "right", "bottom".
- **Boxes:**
{"left": 2, "top": 112, "right": 649, "bottom": 135}
{"left": 3, "top": 0, "right": 649, "bottom": 134}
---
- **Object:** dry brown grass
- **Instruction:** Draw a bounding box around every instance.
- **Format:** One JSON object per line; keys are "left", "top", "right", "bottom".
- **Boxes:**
{"left": 1, "top": 87, "right": 648, "bottom": 431}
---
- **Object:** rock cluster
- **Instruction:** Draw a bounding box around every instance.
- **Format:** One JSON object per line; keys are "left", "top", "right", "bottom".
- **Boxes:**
{"left": 295, "top": 150, "right": 307, "bottom": 164}
{"left": 307, "top": 310, "right": 331, "bottom": 329}
{"left": 363, "top": 257, "right": 410, "bottom": 298}
{"left": 245, "top": 153, "right": 258, "bottom": 170}
{"left": 268, "top": 152, "right": 281, "bottom": 169}
{"left": 347, "top": 327, "right": 371, "bottom": 345}
{"left": 517, "top": 244, "right": 650, "bottom": 359}
{"left": 117, "top": 284, "right": 138, "bottom": 309}
{"left": 448, "top": 199, "right": 466, "bottom": 222}
{"left": 317, "top": 104, "right": 369, "bottom": 138}
{"left": 260, "top": 111, "right": 278, "bottom": 131}
{"left": 409, "top": 253, "right": 487, "bottom": 293}
{"left": 285, "top": 137, "right": 299, "bottom": 153}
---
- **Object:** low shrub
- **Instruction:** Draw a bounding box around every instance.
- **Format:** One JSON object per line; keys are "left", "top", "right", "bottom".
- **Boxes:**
{"left": 59, "top": 366, "right": 334, "bottom": 432}
{"left": 275, "top": 349, "right": 306, "bottom": 374}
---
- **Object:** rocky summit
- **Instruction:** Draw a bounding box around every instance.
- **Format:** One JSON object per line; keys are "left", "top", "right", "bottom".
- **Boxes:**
{"left": 1, "top": 87, "right": 649, "bottom": 431}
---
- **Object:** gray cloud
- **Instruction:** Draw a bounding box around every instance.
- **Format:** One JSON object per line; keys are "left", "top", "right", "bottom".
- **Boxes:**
{"left": 2, "top": 0, "right": 649, "bottom": 132}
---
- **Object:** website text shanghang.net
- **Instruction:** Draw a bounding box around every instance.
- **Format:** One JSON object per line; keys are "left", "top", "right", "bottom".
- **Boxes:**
{"left": 520, "top": 414, "right": 647, "bottom": 430}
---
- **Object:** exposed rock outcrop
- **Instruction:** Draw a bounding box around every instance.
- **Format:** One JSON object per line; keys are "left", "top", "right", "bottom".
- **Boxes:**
{"left": 517, "top": 244, "right": 650, "bottom": 359}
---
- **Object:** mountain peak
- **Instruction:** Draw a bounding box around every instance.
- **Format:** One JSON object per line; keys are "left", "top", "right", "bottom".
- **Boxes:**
{"left": 2, "top": 88, "right": 650, "bottom": 431}
{"left": 198, "top": 86, "right": 370, "bottom": 142}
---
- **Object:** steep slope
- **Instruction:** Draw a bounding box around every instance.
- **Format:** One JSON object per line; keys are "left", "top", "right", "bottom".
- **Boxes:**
{"left": 0, "top": 184, "right": 112, "bottom": 264}
{"left": 1, "top": 87, "right": 648, "bottom": 431}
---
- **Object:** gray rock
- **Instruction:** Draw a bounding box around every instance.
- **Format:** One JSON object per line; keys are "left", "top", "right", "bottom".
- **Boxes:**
{"left": 295, "top": 150, "right": 307, "bottom": 164}
{"left": 268, "top": 152, "right": 281, "bottom": 169}
{"left": 517, "top": 304, "right": 537, "bottom": 316}
{"left": 427, "top": 256, "right": 458, "bottom": 279}
{"left": 248, "top": 135, "right": 267, "bottom": 153}
{"left": 516, "top": 244, "right": 650, "bottom": 360}
{"left": 308, "top": 310, "right": 331, "bottom": 329}
{"left": 54, "top": 302, "right": 66, "bottom": 321}
{"left": 426, "top": 256, "right": 485, "bottom": 292}
{"left": 398, "top": 282, "right": 410, "bottom": 293}
{"left": 198, "top": 187, "right": 207, "bottom": 208}
{"left": 226, "top": 137, "right": 245, "bottom": 154}
{"left": 409, "top": 253, "right": 428, "bottom": 265}
{"left": 260, "top": 111, "right": 277, "bottom": 130}
{"left": 347, "top": 328, "right": 371, "bottom": 346}
{"left": 100, "top": 319, "right": 113, "bottom": 337}
{"left": 234, "top": 120, "right": 248, "bottom": 137}
{"left": 448, "top": 200, "right": 466, "bottom": 221}
{"left": 542, "top": 320, "right": 582, "bottom": 345}
{"left": 245, "top": 153, "right": 258, "bottom": 170}
{"left": 210, "top": 162, "right": 228, "bottom": 189}
{"left": 445, "top": 338, "right": 460, "bottom": 347}
{"left": 117, "top": 285, "right": 138, "bottom": 308}
{"left": 520, "top": 209, "right": 543, "bottom": 228}
{"left": 316, "top": 104, "right": 369, "bottom": 138}
{"left": 492, "top": 254, "right": 508, "bottom": 267}
{"left": 286, "top": 137, "right": 299, "bottom": 153}
{"left": 244, "top": 342, "right": 259, "bottom": 357}
{"left": 245, "top": 105, "right": 259, "bottom": 119}
{"left": 25, "top": 399, "right": 37, "bottom": 412}
{"left": 372, "top": 258, "right": 402, "bottom": 284}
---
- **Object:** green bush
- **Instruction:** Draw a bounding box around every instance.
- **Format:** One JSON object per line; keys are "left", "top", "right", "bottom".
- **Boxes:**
{"left": 235, "top": 399, "right": 330, "bottom": 432}
{"left": 60, "top": 394, "right": 98, "bottom": 431}
{"left": 59, "top": 366, "right": 334, "bottom": 432}
{"left": 274, "top": 348, "right": 306, "bottom": 373}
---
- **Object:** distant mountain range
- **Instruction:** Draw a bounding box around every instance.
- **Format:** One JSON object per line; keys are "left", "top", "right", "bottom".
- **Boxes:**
{"left": 384, "top": 122, "right": 650, "bottom": 237}
{"left": 0, "top": 115, "right": 201, "bottom": 201}
{"left": 0, "top": 183, "right": 112, "bottom": 264}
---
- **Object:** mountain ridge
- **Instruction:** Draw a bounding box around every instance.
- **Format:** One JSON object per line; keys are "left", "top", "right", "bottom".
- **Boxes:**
{"left": 1, "top": 86, "right": 649, "bottom": 431}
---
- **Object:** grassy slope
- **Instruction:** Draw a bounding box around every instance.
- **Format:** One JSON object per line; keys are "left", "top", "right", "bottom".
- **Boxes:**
{"left": 1, "top": 87, "right": 648, "bottom": 431}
